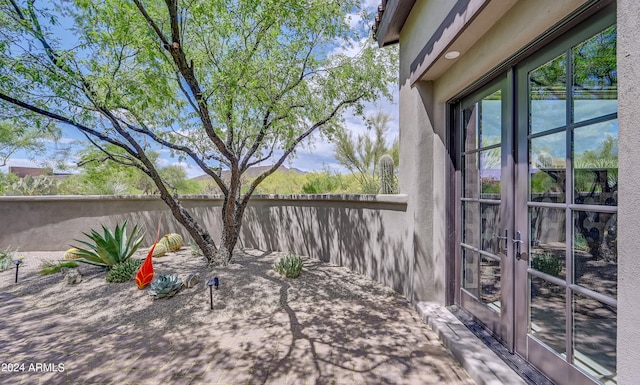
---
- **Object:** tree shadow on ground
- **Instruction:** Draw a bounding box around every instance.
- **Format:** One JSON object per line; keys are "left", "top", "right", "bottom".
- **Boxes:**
{"left": 0, "top": 249, "right": 472, "bottom": 385}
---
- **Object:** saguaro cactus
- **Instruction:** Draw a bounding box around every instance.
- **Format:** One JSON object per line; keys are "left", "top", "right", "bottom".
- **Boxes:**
{"left": 379, "top": 154, "right": 396, "bottom": 194}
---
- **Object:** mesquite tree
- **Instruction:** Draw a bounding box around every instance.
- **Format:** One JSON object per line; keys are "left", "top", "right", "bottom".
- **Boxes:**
{"left": 0, "top": 0, "right": 395, "bottom": 265}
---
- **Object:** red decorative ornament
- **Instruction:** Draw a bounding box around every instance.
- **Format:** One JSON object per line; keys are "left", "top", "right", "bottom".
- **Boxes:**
{"left": 135, "top": 243, "right": 156, "bottom": 289}
{"left": 136, "top": 215, "right": 162, "bottom": 290}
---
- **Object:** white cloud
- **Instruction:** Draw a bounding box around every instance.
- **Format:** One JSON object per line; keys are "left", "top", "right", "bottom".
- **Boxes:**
{"left": 362, "top": 0, "right": 380, "bottom": 10}
{"left": 345, "top": 13, "right": 362, "bottom": 30}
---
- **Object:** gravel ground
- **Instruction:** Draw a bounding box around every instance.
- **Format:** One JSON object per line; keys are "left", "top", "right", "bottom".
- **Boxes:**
{"left": 0, "top": 247, "right": 404, "bottom": 331}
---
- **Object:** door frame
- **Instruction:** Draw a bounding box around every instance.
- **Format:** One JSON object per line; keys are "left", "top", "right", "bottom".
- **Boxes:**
{"left": 449, "top": 4, "right": 617, "bottom": 385}
{"left": 513, "top": 7, "right": 617, "bottom": 385}
{"left": 453, "top": 72, "right": 516, "bottom": 351}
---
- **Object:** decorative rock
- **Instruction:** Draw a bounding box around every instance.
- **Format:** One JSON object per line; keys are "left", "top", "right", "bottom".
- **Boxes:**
{"left": 63, "top": 270, "right": 82, "bottom": 285}
{"left": 185, "top": 273, "right": 199, "bottom": 288}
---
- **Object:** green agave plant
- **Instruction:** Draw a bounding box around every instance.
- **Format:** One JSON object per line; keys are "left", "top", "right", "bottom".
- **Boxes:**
{"left": 71, "top": 221, "right": 144, "bottom": 268}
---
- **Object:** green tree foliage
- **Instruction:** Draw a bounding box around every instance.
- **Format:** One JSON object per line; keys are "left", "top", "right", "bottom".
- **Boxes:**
{"left": 301, "top": 170, "right": 355, "bottom": 194}
{"left": 333, "top": 111, "right": 398, "bottom": 193}
{"left": 0, "top": 120, "right": 60, "bottom": 167}
{"left": 60, "top": 144, "right": 202, "bottom": 195}
{"left": 249, "top": 170, "right": 309, "bottom": 195}
{"left": 0, "top": 0, "right": 395, "bottom": 265}
{"left": 60, "top": 145, "right": 141, "bottom": 195}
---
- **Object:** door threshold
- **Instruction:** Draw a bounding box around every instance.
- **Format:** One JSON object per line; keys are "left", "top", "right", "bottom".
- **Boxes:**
{"left": 449, "top": 305, "right": 555, "bottom": 385}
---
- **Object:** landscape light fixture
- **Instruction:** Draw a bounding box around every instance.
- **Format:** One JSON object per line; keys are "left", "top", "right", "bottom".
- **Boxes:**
{"left": 214, "top": 277, "right": 219, "bottom": 290}
{"left": 14, "top": 260, "right": 22, "bottom": 283}
{"left": 207, "top": 278, "right": 218, "bottom": 310}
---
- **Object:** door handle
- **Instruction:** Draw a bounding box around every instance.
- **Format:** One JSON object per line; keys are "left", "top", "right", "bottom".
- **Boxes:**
{"left": 513, "top": 231, "right": 523, "bottom": 260}
{"left": 495, "top": 229, "right": 508, "bottom": 251}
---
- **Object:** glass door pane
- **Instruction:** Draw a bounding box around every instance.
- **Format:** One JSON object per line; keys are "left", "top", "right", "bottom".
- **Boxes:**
{"left": 458, "top": 74, "right": 513, "bottom": 346}
{"left": 515, "top": 13, "right": 618, "bottom": 385}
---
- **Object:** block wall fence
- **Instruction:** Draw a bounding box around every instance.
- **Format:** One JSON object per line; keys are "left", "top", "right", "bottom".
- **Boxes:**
{"left": 0, "top": 194, "right": 412, "bottom": 298}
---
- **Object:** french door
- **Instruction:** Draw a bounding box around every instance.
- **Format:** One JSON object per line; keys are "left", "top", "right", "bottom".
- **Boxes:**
{"left": 458, "top": 73, "right": 515, "bottom": 348}
{"left": 455, "top": 6, "right": 617, "bottom": 385}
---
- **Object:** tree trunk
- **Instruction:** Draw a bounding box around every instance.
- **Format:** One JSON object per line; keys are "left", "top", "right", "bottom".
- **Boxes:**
{"left": 157, "top": 190, "right": 221, "bottom": 264}
{"left": 215, "top": 219, "right": 242, "bottom": 265}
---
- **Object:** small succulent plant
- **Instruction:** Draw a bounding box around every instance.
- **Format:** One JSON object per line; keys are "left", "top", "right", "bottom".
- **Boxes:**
{"left": 148, "top": 274, "right": 183, "bottom": 299}
{"left": 273, "top": 252, "right": 304, "bottom": 278}
{"left": 106, "top": 259, "right": 144, "bottom": 283}
{"left": 0, "top": 247, "right": 15, "bottom": 271}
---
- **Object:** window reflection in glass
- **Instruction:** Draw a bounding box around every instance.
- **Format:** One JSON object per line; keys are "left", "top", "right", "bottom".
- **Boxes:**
{"left": 530, "top": 54, "right": 567, "bottom": 134}
{"left": 463, "top": 153, "right": 478, "bottom": 198}
{"left": 573, "top": 26, "right": 617, "bottom": 123}
{"left": 573, "top": 293, "right": 617, "bottom": 384}
{"left": 530, "top": 207, "right": 566, "bottom": 279}
{"left": 530, "top": 275, "right": 566, "bottom": 355}
{"left": 463, "top": 106, "right": 478, "bottom": 152}
{"left": 530, "top": 132, "right": 566, "bottom": 203}
{"left": 481, "top": 203, "right": 501, "bottom": 255}
{"left": 481, "top": 256, "right": 501, "bottom": 312}
{"left": 463, "top": 202, "right": 479, "bottom": 246}
{"left": 480, "top": 147, "right": 501, "bottom": 199}
{"left": 463, "top": 248, "right": 479, "bottom": 298}
{"left": 573, "top": 120, "right": 618, "bottom": 206}
{"left": 480, "top": 90, "right": 502, "bottom": 147}
{"left": 573, "top": 211, "right": 617, "bottom": 298}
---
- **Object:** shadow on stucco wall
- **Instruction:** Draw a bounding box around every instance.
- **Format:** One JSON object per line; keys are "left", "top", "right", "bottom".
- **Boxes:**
{"left": 239, "top": 198, "right": 411, "bottom": 299}
{"left": 0, "top": 195, "right": 413, "bottom": 299}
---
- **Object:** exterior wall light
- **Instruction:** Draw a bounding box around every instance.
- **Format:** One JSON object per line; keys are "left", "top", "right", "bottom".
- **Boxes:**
{"left": 444, "top": 50, "right": 461, "bottom": 59}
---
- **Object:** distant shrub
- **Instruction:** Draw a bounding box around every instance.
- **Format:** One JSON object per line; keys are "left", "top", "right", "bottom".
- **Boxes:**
{"left": 5, "top": 175, "right": 59, "bottom": 196}
{"left": 274, "top": 253, "right": 303, "bottom": 278}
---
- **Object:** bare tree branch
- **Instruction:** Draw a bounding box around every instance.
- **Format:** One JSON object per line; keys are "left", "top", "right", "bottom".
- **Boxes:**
{"left": 242, "top": 95, "right": 364, "bottom": 206}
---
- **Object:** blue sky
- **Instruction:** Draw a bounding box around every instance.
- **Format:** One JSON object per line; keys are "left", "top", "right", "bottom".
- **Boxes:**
{"left": 1, "top": 0, "right": 399, "bottom": 179}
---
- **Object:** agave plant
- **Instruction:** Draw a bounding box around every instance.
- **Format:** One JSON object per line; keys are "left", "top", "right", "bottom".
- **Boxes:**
{"left": 71, "top": 221, "right": 144, "bottom": 268}
{"left": 148, "top": 274, "right": 183, "bottom": 299}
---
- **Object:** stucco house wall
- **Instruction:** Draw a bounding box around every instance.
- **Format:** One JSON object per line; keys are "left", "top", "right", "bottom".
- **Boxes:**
{"left": 379, "top": 0, "right": 638, "bottom": 382}
{"left": 615, "top": 1, "right": 640, "bottom": 383}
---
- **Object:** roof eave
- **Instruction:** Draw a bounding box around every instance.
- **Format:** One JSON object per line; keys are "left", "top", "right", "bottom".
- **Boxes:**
{"left": 373, "top": 0, "right": 417, "bottom": 47}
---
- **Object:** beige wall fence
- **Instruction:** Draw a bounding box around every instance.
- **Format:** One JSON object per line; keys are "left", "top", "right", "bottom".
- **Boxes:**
{"left": 0, "top": 194, "right": 411, "bottom": 297}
